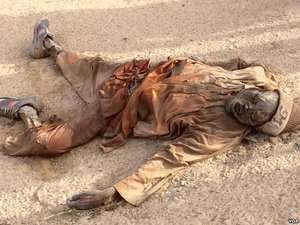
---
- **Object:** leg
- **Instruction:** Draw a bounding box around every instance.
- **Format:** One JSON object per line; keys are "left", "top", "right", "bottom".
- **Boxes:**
{"left": 3, "top": 53, "right": 147, "bottom": 156}
{"left": 3, "top": 95, "right": 108, "bottom": 157}
{"left": 18, "top": 106, "right": 41, "bottom": 129}
{"left": 29, "top": 19, "right": 124, "bottom": 103}
{"left": 44, "top": 37, "right": 64, "bottom": 58}
{"left": 0, "top": 97, "right": 42, "bottom": 124}
{"left": 55, "top": 51, "right": 123, "bottom": 103}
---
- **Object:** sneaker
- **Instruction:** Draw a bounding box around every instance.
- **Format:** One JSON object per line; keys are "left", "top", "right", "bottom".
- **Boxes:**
{"left": 28, "top": 19, "right": 53, "bottom": 59}
{"left": 0, "top": 97, "right": 42, "bottom": 119}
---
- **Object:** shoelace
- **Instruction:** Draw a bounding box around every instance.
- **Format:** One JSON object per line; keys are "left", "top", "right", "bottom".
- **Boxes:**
{"left": 0, "top": 106, "right": 17, "bottom": 119}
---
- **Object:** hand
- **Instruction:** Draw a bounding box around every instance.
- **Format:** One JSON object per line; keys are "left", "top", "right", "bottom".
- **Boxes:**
{"left": 237, "top": 58, "right": 250, "bottom": 69}
{"left": 66, "top": 187, "right": 117, "bottom": 210}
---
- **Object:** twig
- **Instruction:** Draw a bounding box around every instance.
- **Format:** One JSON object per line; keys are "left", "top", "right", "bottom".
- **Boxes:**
{"left": 44, "top": 209, "right": 73, "bottom": 220}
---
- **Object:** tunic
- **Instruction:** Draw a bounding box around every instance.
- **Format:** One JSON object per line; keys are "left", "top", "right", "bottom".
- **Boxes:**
{"left": 106, "top": 58, "right": 278, "bottom": 205}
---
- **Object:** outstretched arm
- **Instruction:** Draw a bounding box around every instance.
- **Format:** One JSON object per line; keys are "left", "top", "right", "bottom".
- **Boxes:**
{"left": 66, "top": 121, "right": 250, "bottom": 209}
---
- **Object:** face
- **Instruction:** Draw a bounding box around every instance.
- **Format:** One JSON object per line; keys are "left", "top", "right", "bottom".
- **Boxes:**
{"left": 226, "top": 88, "right": 279, "bottom": 126}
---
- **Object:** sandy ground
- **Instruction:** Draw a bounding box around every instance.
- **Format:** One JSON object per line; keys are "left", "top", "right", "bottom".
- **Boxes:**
{"left": 0, "top": 0, "right": 299, "bottom": 224}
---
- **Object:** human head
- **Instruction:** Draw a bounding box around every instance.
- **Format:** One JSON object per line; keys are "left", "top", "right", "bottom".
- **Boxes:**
{"left": 226, "top": 88, "right": 279, "bottom": 126}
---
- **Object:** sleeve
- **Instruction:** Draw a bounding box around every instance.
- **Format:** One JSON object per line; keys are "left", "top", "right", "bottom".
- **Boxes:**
{"left": 114, "top": 123, "right": 251, "bottom": 206}
{"left": 202, "top": 58, "right": 251, "bottom": 71}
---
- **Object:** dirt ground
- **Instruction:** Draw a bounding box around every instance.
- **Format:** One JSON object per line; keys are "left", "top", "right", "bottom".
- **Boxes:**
{"left": 0, "top": 0, "right": 299, "bottom": 224}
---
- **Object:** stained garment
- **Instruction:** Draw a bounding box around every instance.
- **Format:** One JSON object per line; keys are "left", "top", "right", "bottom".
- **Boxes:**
{"left": 4, "top": 51, "right": 281, "bottom": 205}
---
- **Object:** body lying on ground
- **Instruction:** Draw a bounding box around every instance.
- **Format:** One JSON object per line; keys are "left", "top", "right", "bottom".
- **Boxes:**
{"left": 1, "top": 19, "right": 299, "bottom": 210}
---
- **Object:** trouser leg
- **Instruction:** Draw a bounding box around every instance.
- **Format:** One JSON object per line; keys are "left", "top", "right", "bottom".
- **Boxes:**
{"left": 2, "top": 50, "right": 110, "bottom": 156}
{"left": 3, "top": 48, "right": 149, "bottom": 156}
{"left": 3, "top": 96, "right": 108, "bottom": 157}
{"left": 55, "top": 50, "right": 123, "bottom": 103}
{"left": 44, "top": 37, "right": 121, "bottom": 104}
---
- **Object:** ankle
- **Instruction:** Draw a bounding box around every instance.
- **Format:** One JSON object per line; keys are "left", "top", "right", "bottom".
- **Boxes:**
{"left": 18, "top": 106, "right": 41, "bottom": 129}
{"left": 44, "top": 38, "right": 64, "bottom": 57}
{"left": 44, "top": 37, "right": 54, "bottom": 50}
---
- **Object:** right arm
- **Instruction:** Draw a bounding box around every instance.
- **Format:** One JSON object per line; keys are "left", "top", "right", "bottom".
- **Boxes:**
{"left": 203, "top": 58, "right": 251, "bottom": 71}
{"left": 66, "top": 121, "right": 250, "bottom": 209}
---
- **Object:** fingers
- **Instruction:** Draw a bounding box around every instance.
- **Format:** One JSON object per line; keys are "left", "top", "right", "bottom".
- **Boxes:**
{"left": 66, "top": 188, "right": 116, "bottom": 210}
{"left": 66, "top": 197, "right": 94, "bottom": 210}
{"left": 68, "top": 192, "right": 94, "bottom": 201}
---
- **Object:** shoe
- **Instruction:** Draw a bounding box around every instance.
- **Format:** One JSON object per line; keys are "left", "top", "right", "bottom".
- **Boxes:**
{"left": 28, "top": 19, "right": 53, "bottom": 59}
{"left": 0, "top": 97, "right": 42, "bottom": 119}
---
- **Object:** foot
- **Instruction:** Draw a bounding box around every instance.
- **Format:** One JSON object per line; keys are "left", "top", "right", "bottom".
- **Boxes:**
{"left": 28, "top": 19, "right": 53, "bottom": 59}
{"left": 0, "top": 97, "right": 42, "bottom": 119}
{"left": 66, "top": 187, "right": 117, "bottom": 210}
